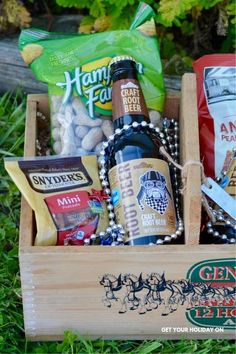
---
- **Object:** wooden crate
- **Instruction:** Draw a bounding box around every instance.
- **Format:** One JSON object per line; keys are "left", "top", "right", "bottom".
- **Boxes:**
{"left": 19, "top": 74, "right": 236, "bottom": 340}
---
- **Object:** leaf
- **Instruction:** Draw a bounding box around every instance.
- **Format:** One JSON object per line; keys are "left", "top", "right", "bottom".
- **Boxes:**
{"left": 94, "top": 16, "right": 112, "bottom": 32}
{"left": 56, "top": 0, "right": 87, "bottom": 8}
{"left": 89, "top": 0, "right": 106, "bottom": 18}
{"left": 0, "top": 112, "right": 25, "bottom": 146}
{"left": 198, "top": 0, "right": 222, "bottom": 10}
{"left": 0, "top": 149, "right": 16, "bottom": 156}
{"left": 158, "top": 0, "right": 198, "bottom": 26}
{"left": 0, "top": 0, "right": 31, "bottom": 32}
{"left": 139, "top": 341, "right": 163, "bottom": 354}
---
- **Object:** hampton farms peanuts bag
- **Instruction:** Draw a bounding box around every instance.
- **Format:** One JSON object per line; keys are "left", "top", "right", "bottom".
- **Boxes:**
{"left": 5, "top": 155, "right": 108, "bottom": 246}
{"left": 19, "top": 3, "right": 165, "bottom": 156}
{"left": 193, "top": 54, "right": 236, "bottom": 179}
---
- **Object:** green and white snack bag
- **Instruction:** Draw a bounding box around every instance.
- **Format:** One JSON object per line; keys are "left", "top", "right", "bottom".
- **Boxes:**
{"left": 19, "top": 3, "right": 165, "bottom": 156}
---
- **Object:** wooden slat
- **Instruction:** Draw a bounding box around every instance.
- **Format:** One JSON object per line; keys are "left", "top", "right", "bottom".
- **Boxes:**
{"left": 19, "top": 97, "right": 38, "bottom": 249}
{"left": 180, "top": 74, "right": 201, "bottom": 245}
{"left": 24, "top": 97, "right": 37, "bottom": 157}
{"left": 27, "top": 94, "right": 50, "bottom": 119}
{"left": 19, "top": 199, "right": 34, "bottom": 249}
{"left": 19, "top": 245, "right": 235, "bottom": 340}
{"left": 20, "top": 243, "right": 234, "bottom": 255}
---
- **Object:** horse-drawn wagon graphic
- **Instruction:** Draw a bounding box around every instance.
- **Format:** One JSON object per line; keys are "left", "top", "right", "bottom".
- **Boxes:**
{"left": 99, "top": 259, "right": 236, "bottom": 329}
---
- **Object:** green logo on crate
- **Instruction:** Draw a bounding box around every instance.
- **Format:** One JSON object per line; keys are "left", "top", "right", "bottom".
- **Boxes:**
{"left": 186, "top": 258, "right": 236, "bottom": 329}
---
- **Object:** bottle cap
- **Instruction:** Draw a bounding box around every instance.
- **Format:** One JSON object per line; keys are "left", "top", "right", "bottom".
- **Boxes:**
{"left": 109, "top": 55, "right": 136, "bottom": 68}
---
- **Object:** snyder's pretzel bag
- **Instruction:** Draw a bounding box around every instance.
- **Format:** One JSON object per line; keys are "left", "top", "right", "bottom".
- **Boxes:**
{"left": 5, "top": 155, "right": 108, "bottom": 246}
{"left": 19, "top": 3, "right": 165, "bottom": 156}
{"left": 193, "top": 54, "right": 236, "bottom": 178}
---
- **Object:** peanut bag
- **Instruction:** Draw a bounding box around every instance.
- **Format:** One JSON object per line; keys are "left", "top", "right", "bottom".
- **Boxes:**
{"left": 5, "top": 155, "right": 108, "bottom": 246}
{"left": 193, "top": 54, "right": 236, "bottom": 178}
{"left": 19, "top": 3, "right": 165, "bottom": 156}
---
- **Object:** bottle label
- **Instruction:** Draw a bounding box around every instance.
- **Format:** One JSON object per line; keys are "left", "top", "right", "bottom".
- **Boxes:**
{"left": 108, "top": 158, "right": 177, "bottom": 242}
{"left": 112, "top": 78, "right": 149, "bottom": 121}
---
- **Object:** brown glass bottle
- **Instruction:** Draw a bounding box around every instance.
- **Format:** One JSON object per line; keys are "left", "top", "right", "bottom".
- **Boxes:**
{"left": 108, "top": 56, "right": 177, "bottom": 245}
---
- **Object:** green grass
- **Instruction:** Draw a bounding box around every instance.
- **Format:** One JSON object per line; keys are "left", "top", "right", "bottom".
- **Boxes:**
{"left": 0, "top": 90, "right": 235, "bottom": 353}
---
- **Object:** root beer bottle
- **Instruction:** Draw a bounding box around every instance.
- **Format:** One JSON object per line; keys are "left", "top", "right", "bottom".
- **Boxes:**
{"left": 108, "top": 56, "right": 177, "bottom": 245}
